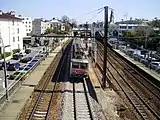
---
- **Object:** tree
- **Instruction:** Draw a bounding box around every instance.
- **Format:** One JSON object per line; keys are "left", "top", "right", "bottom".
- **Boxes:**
{"left": 45, "top": 27, "right": 53, "bottom": 34}
{"left": 150, "top": 17, "right": 160, "bottom": 29}
{"left": 61, "top": 15, "right": 70, "bottom": 23}
{"left": 70, "top": 19, "right": 77, "bottom": 28}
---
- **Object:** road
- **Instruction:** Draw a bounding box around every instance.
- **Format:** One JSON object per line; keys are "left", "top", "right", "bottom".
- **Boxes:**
{"left": 0, "top": 46, "right": 44, "bottom": 93}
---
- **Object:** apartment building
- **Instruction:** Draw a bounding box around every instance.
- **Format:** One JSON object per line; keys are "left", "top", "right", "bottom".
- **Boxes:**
{"left": 0, "top": 11, "right": 24, "bottom": 53}
{"left": 32, "top": 18, "right": 50, "bottom": 36}
{"left": 21, "top": 17, "right": 32, "bottom": 37}
{"left": 50, "top": 19, "right": 65, "bottom": 31}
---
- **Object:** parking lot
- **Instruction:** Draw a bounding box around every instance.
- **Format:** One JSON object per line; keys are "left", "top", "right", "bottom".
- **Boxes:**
{"left": 0, "top": 46, "right": 45, "bottom": 92}
{"left": 109, "top": 39, "right": 160, "bottom": 73}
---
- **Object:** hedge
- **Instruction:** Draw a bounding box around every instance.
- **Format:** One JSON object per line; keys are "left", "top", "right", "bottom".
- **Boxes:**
{"left": 12, "top": 49, "right": 21, "bottom": 54}
{"left": 0, "top": 52, "right": 12, "bottom": 60}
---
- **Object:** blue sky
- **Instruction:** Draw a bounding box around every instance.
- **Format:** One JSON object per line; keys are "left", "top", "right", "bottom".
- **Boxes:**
{"left": 1, "top": 0, "right": 160, "bottom": 23}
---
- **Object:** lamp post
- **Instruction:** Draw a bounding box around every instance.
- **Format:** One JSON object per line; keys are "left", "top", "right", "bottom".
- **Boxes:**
{"left": 0, "top": 32, "right": 10, "bottom": 100}
{"left": 3, "top": 45, "right": 10, "bottom": 100}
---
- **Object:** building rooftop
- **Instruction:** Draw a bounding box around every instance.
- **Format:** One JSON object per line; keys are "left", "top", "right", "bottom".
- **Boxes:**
{"left": 0, "top": 12, "right": 21, "bottom": 20}
{"left": 116, "top": 20, "right": 143, "bottom": 25}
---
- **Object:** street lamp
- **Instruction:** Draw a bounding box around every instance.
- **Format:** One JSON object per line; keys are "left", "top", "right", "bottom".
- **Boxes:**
{"left": 3, "top": 45, "right": 10, "bottom": 100}
{"left": 0, "top": 32, "right": 10, "bottom": 100}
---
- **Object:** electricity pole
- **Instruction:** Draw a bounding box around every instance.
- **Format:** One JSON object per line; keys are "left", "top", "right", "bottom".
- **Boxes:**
{"left": 85, "top": 22, "right": 88, "bottom": 54}
{"left": 102, "top": 6, "right": 108, "bottom": 88}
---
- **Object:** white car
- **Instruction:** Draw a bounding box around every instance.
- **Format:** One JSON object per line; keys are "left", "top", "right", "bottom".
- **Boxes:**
{"left": 149, "top": 62, "right": 160, "bottom": 70}
{"left": 19, "top": 52, "right": 26, "bottom": 57}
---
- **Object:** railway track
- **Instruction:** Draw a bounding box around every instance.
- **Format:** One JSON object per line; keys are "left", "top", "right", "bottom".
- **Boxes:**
{"left": 73, "top": 79, "right": 93, "bottom": 120}
{"left": 96, "top": 41, "right": 160, "bottom": 120}
{"left": 18, "top": 41, "right": 72, "bottom": 120}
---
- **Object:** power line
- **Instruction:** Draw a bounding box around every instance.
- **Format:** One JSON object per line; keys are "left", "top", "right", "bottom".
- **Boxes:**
{"left": 73, "top": 7, "right": 104, "bottom": 20}
{"left": 88, "top": 8, "right": 104, "bottom": 22}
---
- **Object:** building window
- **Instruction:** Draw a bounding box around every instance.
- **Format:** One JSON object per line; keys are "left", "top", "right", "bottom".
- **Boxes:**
{"left": 18, "top": 36, "right": 19, "bottom": 41}
{"left": 13, "top": 37, "right": 15, "bottom": 42}
{"left": 18, "top": 44, "right": 20, "bottom": 49}
{"left": 26, "top": 29, "right": 28, "bottom": 31}
{"left": 22, "top": 22, "right": 24, "bottom": 24}
{"left": 17, "top": 28, "right": 19, "bottom": 34}
{"left": 128, "top": 26, "right": 132, "bottom": 29}
{"left": 12, "top": 20, "right": 14, "bottom": 25}
{"left": 29, "top": 29, "right": 31, "bottom": 31}
{"left": 26, "top": 18, "right": 28, "bottom": 20}
{"left": 29, "top": 25, "right": 31, "bottom": 28}
{"left": 29, "top": 22, "right": 31, "bottom": 24}
{"left": 26, "top": 22, "right": 27, "bottom": 24}
{"left": 120, "top": 26, "right": 127, "bottom": 29}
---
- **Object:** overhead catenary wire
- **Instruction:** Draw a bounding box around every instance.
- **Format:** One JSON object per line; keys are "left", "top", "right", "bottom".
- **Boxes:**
{"left": 73, "top": 7, "right": 104, "bottom": 20}
{"left": 88, "top": 8, "right": 104, "bottom": 22}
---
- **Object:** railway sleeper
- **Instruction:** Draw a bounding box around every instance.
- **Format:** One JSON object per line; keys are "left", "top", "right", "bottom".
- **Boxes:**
{"left": 35, "top": 111, "right": 47, "bottom": 114}
{"left": 33, "top": 113, "right": 46, "bottom": 117}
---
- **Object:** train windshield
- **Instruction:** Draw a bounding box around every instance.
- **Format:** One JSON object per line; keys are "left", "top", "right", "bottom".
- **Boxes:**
{"left": 72, "top": 62, "right": 79, "bottom": 68}
{"left": 80, "top": 63, "right": 88, "bottom": 69}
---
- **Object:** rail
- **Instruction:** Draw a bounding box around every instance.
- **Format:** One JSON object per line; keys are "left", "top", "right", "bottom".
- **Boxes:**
{"left": 73, "top": 78, "right": 93, "bottom": 120}
{"left": 96, "top": 41, "right": 160, "bottom": 120}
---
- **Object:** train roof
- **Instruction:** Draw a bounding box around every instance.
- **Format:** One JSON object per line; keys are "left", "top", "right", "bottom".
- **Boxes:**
{"left": 71, "top": 58, "right": 89, "bottom": 63}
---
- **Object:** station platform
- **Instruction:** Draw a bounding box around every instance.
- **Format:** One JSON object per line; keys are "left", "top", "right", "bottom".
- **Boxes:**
{"left": 114, "top": 49, "right": 160, "bottom": 82}
{"left": 0, "top": 43, "right": 66, "bottom": 120}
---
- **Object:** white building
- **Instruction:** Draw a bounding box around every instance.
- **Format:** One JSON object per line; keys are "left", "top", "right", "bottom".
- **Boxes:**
{"left": 0, "top": 11, "right": 24, "bottom": 53}
{"left": 108, "top": 20, "right": 149, "bottom": 36}
{"left": 50, "top": 19, "right": 65, "bottom": 31}
{"left": 21, "top": 17, "right": 32, "bottom": 37}
{"left": 32, "top": 18, "right": 66, "bottom": 36}
{"left": 115, "top": 20, "right": 148, "bottom": 31}
{"left": 32, "top": 18, "right": 50, "bottom": 36}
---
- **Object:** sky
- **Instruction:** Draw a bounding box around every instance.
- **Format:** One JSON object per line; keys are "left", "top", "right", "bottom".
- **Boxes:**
{"left": 0, "top": 0, "right": 160, "bottom": 23}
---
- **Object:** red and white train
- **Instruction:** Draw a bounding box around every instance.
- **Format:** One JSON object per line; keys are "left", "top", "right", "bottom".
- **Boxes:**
{"left": 70, "top": 38, "right": 89, "bottom": 79}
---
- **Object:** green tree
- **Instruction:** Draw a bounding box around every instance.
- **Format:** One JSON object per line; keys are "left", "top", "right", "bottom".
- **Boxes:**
{"left": 45, "top": 27, "right": 53, "bottom": 34}
{"left": 150, "top": 17, "right": 160, "bottom": 29}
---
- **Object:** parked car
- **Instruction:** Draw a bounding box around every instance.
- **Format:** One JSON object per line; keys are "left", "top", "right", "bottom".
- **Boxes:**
{"left": 140, "top": 59, "right": 149, "bottom": 66}
{"left": 35, "top": 54, "right": 45, "bottom": 59}
{"left": 146, "top": 57, "right": 159, "bottom": 62}
{"left": 8, "top": 71, "right": 27, "bottom": 80}
{"left": 25, "top": 49, "right": 31, "bottom": 54}
{"left": 7, "top": 62, "right": 20, "bottom": 71}
{"left": 19, "top": 65, "right": 32, "bottom": 71}
{"left": 20, "top": 57, "right": 32, "bottom": 63}
{"left": 30, "top": 59, "right": 39, "bottom": 63}
{"left": 149, "top": 62, "right": 160, "bottom": 70}
{"left": 12, "top": 53, "right": 22, "bottom": 60}
{"left": 0, "top": 61, "right": 10, "bottom": 68}
{"left": 19, "top": 52, "right": 26, "bottom": 57}
{"left": 28, "top": 62, "right": 36, "bottom": 67}
{"left": 133, "top": 54, "right": 145, "bottom": 61}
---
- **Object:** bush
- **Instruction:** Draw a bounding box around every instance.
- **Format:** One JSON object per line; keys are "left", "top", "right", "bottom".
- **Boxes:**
{"left": 0, "top": 52, "right": 12, "bottom": 59}
{"left": 12, "top": 49, "right": 20, "bottom": 54}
